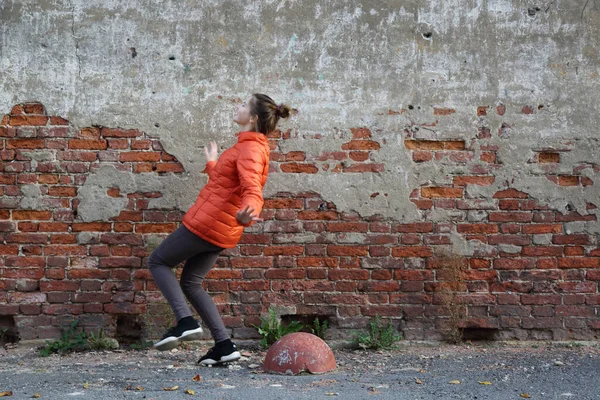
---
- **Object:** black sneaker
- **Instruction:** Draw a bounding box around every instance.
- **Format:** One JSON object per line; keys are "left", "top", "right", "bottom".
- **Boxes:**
{"left": 154, "top": 317, "right": 203, "bottom": 351}
{"left": 197, "top": 339, "right": 241, "bottom": 365}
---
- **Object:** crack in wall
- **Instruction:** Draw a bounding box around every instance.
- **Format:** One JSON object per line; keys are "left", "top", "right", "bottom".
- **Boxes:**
{"left": 70, "top": 4, "right": 81, "bottom": 79}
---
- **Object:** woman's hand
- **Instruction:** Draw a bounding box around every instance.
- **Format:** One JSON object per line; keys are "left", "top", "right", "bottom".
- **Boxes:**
{"left": 236, "top": 205, "right": 263, "bottom": 226}
{"left": 204, "top": 141, "right": 218, "bottom": 163}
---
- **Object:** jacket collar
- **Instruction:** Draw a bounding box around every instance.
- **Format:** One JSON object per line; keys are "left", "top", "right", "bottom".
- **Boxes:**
{"left": 237, "top": 131, "right": 268, "bottom": 144}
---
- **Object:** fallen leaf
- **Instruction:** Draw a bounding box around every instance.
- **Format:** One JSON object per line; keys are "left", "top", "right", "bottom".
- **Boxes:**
{"left": 415, "top": 378, "right": 423, "bottom": 384}
{"left": 0, "top": 393, "right": 12, "bottom": 398}
{"left": 448, "top": 380, "right": 461, "bottom": 384}
{"left": 163, "top": 386, "right": 179, "bottom": 391}
{"left": 184, "top": 389, "right": 195, "bottom": 395}
{"left": 520, "top": 395, "right": 531, "bottom": 399}
{"left": 192, "top": 374, "right": 202, "bottom": 382}
{"left": 83, "top": 382, "right": 89, "bottom": 389}
{"left": 419, "top": 369, "right": 425, "bottom": 373}
{"left": 478, "top": 381, "right": 492, "bottom": 385}
{"left": 32, "top": 395, "right": 40, "bottom": 399}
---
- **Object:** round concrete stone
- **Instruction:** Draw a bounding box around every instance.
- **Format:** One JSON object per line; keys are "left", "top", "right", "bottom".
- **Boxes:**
{"left": 263, "top": 332, "right": 336, "bottom": 375}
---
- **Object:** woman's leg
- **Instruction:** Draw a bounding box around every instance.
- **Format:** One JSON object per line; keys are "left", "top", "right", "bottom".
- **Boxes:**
{"left": 147, "top": 225, "right": 223, "bottom": 321}
{"left": 180, "top": 252, "right": 229, "bottom": 343}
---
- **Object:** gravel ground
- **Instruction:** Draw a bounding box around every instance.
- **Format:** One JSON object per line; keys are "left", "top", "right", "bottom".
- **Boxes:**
{"left": 1, "top": 341, "right": 599, "bottom": 399}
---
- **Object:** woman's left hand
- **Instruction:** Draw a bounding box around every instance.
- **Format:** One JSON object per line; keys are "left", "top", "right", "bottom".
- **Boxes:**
{"left": 236, "top": 205, "right": 263, "bottom": 225}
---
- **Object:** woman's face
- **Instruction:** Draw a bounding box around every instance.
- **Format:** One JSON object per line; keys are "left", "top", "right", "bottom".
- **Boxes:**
{"left": 233, "top": 97, "right": 255, "bottom": 126}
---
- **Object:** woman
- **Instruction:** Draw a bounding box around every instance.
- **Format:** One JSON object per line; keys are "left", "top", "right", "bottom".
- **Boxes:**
{"left": 148, "top": 94, "right": 291, "bottom": 365}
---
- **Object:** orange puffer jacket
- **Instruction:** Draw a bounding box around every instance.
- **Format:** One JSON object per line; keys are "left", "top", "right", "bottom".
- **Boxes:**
{"left": 182, "top": 131, "right": 270, "bottom": 248}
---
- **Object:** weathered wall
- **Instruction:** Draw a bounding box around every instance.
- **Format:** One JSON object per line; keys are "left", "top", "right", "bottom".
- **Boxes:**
{"left": 1, "top": 0, "right": 600, "bottom": 342}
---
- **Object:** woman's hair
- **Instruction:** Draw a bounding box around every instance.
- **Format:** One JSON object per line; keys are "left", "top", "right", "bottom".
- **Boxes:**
{"left": 249, "top": 93, "right": 292, "bottom": 135}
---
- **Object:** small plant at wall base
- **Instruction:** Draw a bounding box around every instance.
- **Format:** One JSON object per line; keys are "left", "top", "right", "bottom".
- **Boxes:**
{"left": 352, "top": 314, "right": 402, "bottom": 350}
{"left": 310, "top": 317, "right": 329, "bottom": 340}
{"left": 40, "top": 320, "right": 89, "bottom": 357}
{"left": 253, "top": 308, "right": 304, "bottom": 348}
{"left": 87, "top": 330, "right": 118, "bottom": 351}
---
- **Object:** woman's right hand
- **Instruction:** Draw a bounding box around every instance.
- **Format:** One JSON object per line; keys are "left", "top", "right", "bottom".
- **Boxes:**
{"left": 204, "top": 141, "right": 218, "bottom": 163}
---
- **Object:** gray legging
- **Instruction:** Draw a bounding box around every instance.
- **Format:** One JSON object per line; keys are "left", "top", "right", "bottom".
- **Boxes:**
{"left": 147, "top": 224, "right": 229, "bottom": 343}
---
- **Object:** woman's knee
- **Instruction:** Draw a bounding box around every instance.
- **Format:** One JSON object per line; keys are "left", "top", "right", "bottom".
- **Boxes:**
{"left": 180, "top": 276, "right": 204, "bottom": 296}
{"left": 147, "top": 250, "right": 164, "bottom": 271}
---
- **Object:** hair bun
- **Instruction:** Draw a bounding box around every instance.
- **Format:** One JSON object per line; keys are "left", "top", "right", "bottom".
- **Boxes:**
{"left": 275, "top": 103, "right": 291, "bottom": 119}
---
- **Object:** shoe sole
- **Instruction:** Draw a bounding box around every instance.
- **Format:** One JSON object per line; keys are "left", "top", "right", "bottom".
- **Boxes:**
{"left": 154, "top": 327, "right": 203, "bottom": 351}
{"left": 199, "top": 351, "right": 241, "bottom": 366}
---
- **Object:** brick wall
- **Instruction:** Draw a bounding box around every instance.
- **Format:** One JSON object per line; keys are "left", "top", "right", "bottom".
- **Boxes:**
{"left": 1, "top": 103, "right": 599, "bottom": 343}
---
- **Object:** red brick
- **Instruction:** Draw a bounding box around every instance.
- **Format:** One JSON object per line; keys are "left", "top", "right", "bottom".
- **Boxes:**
{"left": 521, "top": 246, "right": 563, "bottom": 257}
{"left": 327, "top": 245, "right": 368, "bottom": 256}
{"left": 68, "top": 139, "right": 107, "bottom": 150}
{"left": 392, "top": 246, "right": 433, "bottom": 258}
{"left": 493, "top": 258, "right": 535, "bottom": 269}
{"left": 557, "top": 176, "right": 579, "bottom": 186}
{"left": 47, "top": 186, "right": 78, "bottom": 197}
{"left": 99, "top": 257, "right": 141, "bottom": 268}
{"left": 421, "top": 187, "right": 464, "bottom": 198}
{"left": 412, "top": 151, "right": 433, "bottom": 162}
{"left": 136, "top": 223, "right": 177, "bottom": 234}
{"left": 404, "top": 140, "right": 444, "bottom": 150}
{"left": 298, "top": 257, "right": 338, "bottom": 268}
{"left": 552, "top": 234, "right": 590, "bottom": 245}
{"left": 40, "top": 280, "right": 80, "bottom": 292}
{"left": 326, "top": 222, "right": 368, "bottom": 232}
{"left": 328, "top": 269, "right": 369, "bottom": 280}
{"left": 349, "top": 151, "right": 370, "bottom": 162}
{"left": 538, "top": 152, "right": 560, "bottom": 163}
{"left": 558, "top": 258, "right": 600, "bottom": 269}
{"left": 297, "top": 211, "right": 338, "bottom": 220}
{"left": 265, "top": 269, "right": 306, "bottom": 279}
{"left": 359, "top": 281, "right": 401, "bottom": 292}
{"left": 393, "top": 223, "right": 433, "bottom": 233}
{"left": 43, "top": 304, "right": 84, "bottom": 315}
{"left": 433, "top": 108, "right": 455, "bottom": 116}
{"left": 555, "top": 212, "right": 596, "bottom": 222}
{"left": 120, "top": 152, "right": 161, "bottom": 162}
{"left": 264, "top": 246, "right": 304, "bottom": 256}
{"left": 101, "top": 128, "right": 142, "bottom": 138}
{"left": 493, "top": 189, "right": 528, "bottom": 199}
{"left": 6, "top": 139, "right": 45, "bottom": 149}
{"left": 457, "top": 224, "right": 498, "bottom": 234}
{"left": 156, "top": 163, "right": 185, "bottom": 173}
{"left": 341, "top": 140, "right": 380, "bottom": 151}
{"left": 263, "top": 199, "right": 304, "bottom": 209}
{"left": 564, "top": 246, "right": 585, "bottom": 256}
{"left": 342, "top": 163, "right": 384, "bottom": 173}
{"left": 489, "top": 212, "right": 532, "bottom": 222}
{"left": 9, "top": 115, "right": 48, "bottom": 126}
{"left": 522, "top": 224, "right": 562, "bottom": 234}
{"left": 453, "top": 176, "right": 495, "bottom": 186}
{"left": 231, "top": 257, "right": 273, "bottom": 268}
{"left": 280, "top": 163, "right": 318, "bottom": 173}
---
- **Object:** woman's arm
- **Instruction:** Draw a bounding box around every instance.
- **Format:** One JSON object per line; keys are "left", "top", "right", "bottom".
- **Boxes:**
{"left": 203, "top": 141, "right": 218, "bottom": 179}
{"left": 236, "top": 143, "right": 267, "bottom": 226}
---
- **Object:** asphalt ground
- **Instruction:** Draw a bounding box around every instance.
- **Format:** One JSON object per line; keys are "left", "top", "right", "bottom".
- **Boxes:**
{"left": 1, "top": 341, "right": 599, "bottom": 400}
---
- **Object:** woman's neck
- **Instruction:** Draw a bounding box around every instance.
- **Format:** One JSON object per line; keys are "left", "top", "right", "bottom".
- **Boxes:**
{"left": 238, "top": 122, "right": 255, "bottom": 132}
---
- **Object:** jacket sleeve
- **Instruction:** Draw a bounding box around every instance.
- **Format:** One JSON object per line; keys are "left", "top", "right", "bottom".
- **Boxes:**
{"left": 236, "top": 143, "right": 267, "bottom": 227}
{"left": 203, "top": 160, "right": 217, "bottom": 180}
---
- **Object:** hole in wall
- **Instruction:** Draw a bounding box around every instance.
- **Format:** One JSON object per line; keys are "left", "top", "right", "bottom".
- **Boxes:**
{"left": 462, "top": 328, "right": 500, "bottom": 341}
{"left": 0, "top": 316, "right": 19, "bottom": 345}
{"left": 115, "top": 315, "right": 144, "bottom": 345}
